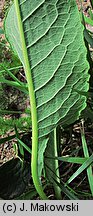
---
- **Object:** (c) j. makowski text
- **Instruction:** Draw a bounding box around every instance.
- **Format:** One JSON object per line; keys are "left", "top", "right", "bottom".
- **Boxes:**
{"left": 19, "top": 202, "right": 79, "bottom": 212}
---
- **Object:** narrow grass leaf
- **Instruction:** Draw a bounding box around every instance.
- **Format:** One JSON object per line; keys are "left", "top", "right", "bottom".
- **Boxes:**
{"left": 0, "top": 79, "right": 28, "bottom": 94}
{"left": 0, "top": 132, "right": 24, "bottom": 145}
{"left": 53, "top": 179, "right": 78, "bottom": 200}
{"left": 17, "top": 138, "right": 31, "bottom": 154}
{"left": 83, "top": 15, "right": 93, "bottom": 26}
{"left": 84, "top": 28, "right": 93, "bottom": 48}
{"left": 0, "top": 110, "right": 22, "bottom": 115}
{"left": 81, "top": 127, "right": 93, "bottom": 196}
{"left": 55, "top": 156, "right": 87, "bottom": 164}
{"left": 15, "top": 127, "right": 24, "bottom": 158}
{"left": 45, "top": 130, "right": 61, "bottom": 199}
{"left": 88, "top": 9, "right": 93, "bottom": 20}
{"left": 66, "top": 154, "right": 93, "bottom": 184}
{"left": 1, "top": 64, "right": 23, "bottom": 86}
{"left": 0, "top": 65, "right": 22, "bottom": 73}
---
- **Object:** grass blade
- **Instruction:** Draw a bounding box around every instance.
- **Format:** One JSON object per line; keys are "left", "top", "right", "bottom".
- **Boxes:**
{"left": 0, "top": 79, "right": 28, "bottom": 94}
{"left": 17, "top": 138, "right": 31, "bottom": 154}
{"left": 0, "top": 65, "right": 22, "bottom": 73}
{"left": 83, "top": 14, "right": 93, "bottom": 26}
{"left": 66, "top": 154, "right": 93, "bottom": 184}
{"left": 81, "top": 122, "right": 93, "bottom": 196}
{"left": 53, "top": 179, "right": 78, "bottom": 200}
{"left": 1, "top": 64, "right": 23, "bottom": 86}
{"left": 0, "top": 110, "right": 22, "bottom": 115}
{"left": 0, "top": 132, "right": 24, "bottom": 145}
{"left": 54, "top": 156, "right": 87, "bottom": 164}
{"left": 66, "top": 154, "right": 93, "bottom": 185}
{"left": 15, "top": 127, "right": 24, "bottom": 158}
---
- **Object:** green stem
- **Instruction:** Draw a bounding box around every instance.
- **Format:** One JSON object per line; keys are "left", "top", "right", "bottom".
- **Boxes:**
{"left": 1, "top": 64, "right": 23, "bottom": 86}
{"left": 14, "top": 0, "right": 47, "bottom": 200}
{"left": 53, "top": 128, "right": 62, "bottom": 199}
{"left": 0, "top": 65, "right": 22, "bottom": 73}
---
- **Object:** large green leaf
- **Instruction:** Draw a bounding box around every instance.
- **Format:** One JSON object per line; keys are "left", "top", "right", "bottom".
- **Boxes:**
{"left": 5, "top": 0, "right": 89, "bottom": 175}
{"left": 5, "top": 1, "right": 89, "bottom": 137}
{"left": 0, "top": 158, "right": 30, "bottom": 199}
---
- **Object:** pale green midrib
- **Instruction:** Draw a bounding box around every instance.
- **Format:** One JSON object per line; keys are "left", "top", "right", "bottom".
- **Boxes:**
{"left": 14, "top": 0, "right": 47, "bottom": 200}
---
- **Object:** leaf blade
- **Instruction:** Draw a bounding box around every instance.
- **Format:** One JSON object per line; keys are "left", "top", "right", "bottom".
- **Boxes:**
{"left": 5, "top": 1, "right": 89, "bottom": 140}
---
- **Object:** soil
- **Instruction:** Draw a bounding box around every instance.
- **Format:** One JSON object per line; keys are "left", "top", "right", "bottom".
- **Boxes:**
{"left": 0, "top": 0, "right": 5, "bottom": 28}
{"left": 0, "top": 0, "right": 20, "bottom": 164}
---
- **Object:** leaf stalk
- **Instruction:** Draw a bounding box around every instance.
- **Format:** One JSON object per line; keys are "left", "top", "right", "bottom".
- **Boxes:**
{"left": 14, "top": 0, "right": 47, "bottom": 200}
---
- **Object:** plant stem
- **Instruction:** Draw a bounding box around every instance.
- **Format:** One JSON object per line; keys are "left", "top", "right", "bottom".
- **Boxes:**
{"left": 53, "top": 128, "right": 62, "bottom": 199}
{"left": 14, "top": 0, "right": 47, "bottom": 200}
{"left": 1, "top": 64, "right": 24, "bottom": 86}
